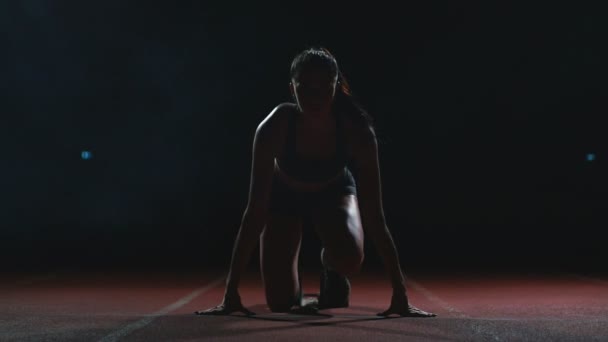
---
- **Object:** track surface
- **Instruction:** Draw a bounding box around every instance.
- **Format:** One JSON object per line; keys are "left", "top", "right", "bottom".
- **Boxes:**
{"left": 2, "top": 268, "right": 607, "bottom": 341}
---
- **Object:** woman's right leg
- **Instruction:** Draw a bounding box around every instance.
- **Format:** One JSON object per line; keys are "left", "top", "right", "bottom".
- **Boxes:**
{"left": 260, "top": 211, "right": 303, "bottom": 313}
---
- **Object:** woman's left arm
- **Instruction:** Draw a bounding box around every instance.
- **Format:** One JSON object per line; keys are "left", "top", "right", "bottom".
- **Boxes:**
{"left": 351, "top": 125, "right": 407, "bottom": 293}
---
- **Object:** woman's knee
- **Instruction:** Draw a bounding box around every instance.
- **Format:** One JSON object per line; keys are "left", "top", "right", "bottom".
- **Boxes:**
{"left": 323, "top": 245, "right": 364, "bottom": 276}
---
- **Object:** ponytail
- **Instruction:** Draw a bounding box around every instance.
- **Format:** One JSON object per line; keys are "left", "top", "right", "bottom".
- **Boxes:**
{"left": 334, "top": 70, "right": 384, "bottom": 145}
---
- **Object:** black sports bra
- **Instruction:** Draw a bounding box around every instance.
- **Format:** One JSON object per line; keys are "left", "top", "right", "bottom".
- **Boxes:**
{"left": 276, "top": 108, "right": 349, "bottom": 183}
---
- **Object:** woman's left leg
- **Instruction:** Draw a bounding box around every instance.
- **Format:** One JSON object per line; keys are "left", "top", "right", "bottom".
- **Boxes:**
{"left": 311, "top": 194, "right": 364, "bottom": 277}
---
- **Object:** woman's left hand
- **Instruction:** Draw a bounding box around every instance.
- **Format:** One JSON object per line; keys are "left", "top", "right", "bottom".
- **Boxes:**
{"left": 377, "top": 290, "right": 437, "bottom": 317}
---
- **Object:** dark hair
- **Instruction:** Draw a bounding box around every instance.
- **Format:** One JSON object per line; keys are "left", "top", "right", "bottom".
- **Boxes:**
{"left": 289, "top": 47, "right": 380, "bottom": 143}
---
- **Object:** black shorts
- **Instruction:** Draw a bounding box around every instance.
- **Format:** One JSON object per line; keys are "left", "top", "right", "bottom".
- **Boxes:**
{"left": 268, "top": 167, "right": 357, "bottom": 219}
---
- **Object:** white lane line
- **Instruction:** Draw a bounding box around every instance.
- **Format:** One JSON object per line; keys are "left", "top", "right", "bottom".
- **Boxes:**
{"left": 407, "top": 277, "right": 469, "bottom": 318}
{"left": 408, "top": 277, "right": 508, "bottom": 341}
{"left": 98, "top": 274, "right": 226, "bottom": 342}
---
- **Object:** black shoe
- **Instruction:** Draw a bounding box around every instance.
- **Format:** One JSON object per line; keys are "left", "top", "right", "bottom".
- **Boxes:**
{"left": 318, "top": 265, "right": 350, "bottom": 309}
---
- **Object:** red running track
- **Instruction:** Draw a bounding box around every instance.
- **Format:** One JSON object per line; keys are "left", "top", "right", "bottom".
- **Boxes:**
{"left": 1, "top": 267, "right": 607, "bottom": 341}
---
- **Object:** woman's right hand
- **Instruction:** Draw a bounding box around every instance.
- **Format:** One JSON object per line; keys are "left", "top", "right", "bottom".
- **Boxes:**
{"left": 194, "top": 290, "right": 256, "bottom": 316}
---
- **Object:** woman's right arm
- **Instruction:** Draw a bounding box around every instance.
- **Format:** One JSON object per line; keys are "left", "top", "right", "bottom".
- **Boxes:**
{"left": 224, "top": 105, "right": 284, "bottom": 295}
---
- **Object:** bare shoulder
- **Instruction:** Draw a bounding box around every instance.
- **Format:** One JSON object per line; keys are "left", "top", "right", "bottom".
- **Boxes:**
{"left": 253, "top": 102, "right": 296, "bottom": 155}
{"left": 256, "top": 102, "right": 296, "bottom": 135}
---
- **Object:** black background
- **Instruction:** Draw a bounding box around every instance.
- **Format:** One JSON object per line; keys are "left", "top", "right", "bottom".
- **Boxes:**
{"left": 2, "top": 1, "right": 606, "bottom": 274}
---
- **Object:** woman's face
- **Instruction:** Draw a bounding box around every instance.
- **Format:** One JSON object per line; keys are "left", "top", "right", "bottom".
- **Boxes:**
{"left": 291, "top": 67, "right": 337, "bottom": 115}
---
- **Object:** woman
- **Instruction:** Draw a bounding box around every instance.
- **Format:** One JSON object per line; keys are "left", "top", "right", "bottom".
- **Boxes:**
{"left": 196, "top": 47, "right": 436, "bottom": 317}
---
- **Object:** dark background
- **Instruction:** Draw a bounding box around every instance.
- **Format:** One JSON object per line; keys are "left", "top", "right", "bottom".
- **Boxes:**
{"left": 2, "top": 1, "right": 606, "bottom": 275}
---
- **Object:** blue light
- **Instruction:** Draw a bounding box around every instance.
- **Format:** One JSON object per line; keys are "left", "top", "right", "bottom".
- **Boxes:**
{"left": 586, "top": 153, "right": 595, "bottom": 162}
{"left": 81, "top": 151, "right": 92, "bottom": 160}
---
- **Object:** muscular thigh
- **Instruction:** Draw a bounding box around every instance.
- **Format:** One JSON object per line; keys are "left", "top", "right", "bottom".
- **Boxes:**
{"left": 311, "top": 194, "right": 364, "bottom": 257}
